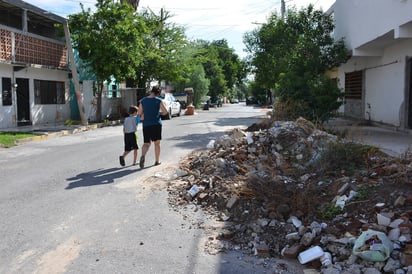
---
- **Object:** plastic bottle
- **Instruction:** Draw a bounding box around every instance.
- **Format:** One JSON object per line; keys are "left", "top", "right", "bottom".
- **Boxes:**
{"left": 185, "top": 185, "right": 200, "bottom": 200}
{"left": 320, "top": 252, "right": 332, "bottom": 267}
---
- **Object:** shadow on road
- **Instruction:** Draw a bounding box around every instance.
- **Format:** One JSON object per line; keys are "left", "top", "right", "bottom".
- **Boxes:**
{"left": 65, "top": 167, "right": 139, "bottom": 189}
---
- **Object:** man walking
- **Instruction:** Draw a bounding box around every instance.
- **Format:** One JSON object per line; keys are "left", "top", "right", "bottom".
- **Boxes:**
{"left": 138, "top": 86, "right": 168, "bottom": 168}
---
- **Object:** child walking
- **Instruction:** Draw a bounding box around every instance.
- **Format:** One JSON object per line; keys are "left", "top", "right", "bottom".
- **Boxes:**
{"left": 119, "top": 106, "right": 140, "bottom": 166}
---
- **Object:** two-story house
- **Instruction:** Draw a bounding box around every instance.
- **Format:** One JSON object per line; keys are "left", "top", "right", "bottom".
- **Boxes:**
{"left": 0, "top": 0, "right": 70, "bottom": 129}
{"left": 330, "top": 0, "right": 412, "bottom": 129}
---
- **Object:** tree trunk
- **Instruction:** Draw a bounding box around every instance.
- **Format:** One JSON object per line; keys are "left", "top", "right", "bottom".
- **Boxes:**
{"left": 96, "top": 81, "right": 103, "bottom": 122}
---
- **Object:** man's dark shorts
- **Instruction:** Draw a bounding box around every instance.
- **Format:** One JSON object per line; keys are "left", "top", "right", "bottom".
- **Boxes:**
{"left": 143, "top": 125, "right": 162, "bottom": 143}
{"left": 124, "top": 132, "right": 138, "bottom": 151}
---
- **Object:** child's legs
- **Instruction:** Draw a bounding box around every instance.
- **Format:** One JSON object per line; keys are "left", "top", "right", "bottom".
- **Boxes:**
{"left": 133, "top": 149, "right": 138, "bottom": 164}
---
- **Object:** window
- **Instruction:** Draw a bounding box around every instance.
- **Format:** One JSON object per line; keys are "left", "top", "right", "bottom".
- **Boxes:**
{"left": 2, "top": 77, "right": 12, "bottom": 106}
{"left": 345, "top": 70, "right": 363, "bottom": 99}
{"left": 34, "top": 80, "right": 65, "bottom": 104}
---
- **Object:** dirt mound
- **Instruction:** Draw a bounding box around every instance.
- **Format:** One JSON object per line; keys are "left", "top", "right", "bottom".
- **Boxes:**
{"left": 167, "top": 118, "right": 412, "bottom": 273}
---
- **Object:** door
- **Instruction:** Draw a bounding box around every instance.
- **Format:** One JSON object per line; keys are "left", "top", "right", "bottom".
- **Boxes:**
{"left": 16, "top": 78, "right": 31, "bottom": 126}
{"left": 408, "top": 58, "right": 412, "bottom": 129}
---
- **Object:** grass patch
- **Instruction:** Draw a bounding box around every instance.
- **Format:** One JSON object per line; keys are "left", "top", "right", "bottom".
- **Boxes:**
{"left": 0, "top": 132, "right": 36, "bottom": 148}
{"left": 313, "top": 142, "right": 381, "bottom": 175}
{"left": 318, "top": 205, "right": 343, "bottom": 219}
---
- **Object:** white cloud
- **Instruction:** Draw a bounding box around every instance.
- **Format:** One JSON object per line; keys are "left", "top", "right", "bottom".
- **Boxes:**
{"left": 24, "top": 0, "right": 335, "bottom": 58}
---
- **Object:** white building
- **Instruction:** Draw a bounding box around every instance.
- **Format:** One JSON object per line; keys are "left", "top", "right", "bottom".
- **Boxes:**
{"left": 331, "top": 0, "right": 412, "bottom": 129}
{"left": 0, "top": 0, "right": 70, "bottom": 129}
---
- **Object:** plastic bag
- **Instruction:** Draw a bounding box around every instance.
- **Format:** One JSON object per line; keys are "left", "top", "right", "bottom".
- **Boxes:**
{"left": 352, "top": 229, "right": 393, "bottom": 261}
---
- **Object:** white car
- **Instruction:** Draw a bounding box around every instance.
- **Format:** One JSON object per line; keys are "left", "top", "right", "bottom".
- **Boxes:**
{"left": 161, "top": 93, "right": 181, "bottom": 119}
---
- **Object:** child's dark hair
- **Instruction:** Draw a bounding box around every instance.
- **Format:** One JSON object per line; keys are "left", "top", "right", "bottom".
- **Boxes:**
{"left": 129, "top": 106, "right": 138, "bottom": 115}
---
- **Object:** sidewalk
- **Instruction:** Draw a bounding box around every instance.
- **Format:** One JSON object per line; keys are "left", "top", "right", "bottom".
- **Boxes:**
{"left": 2, "top": 120, "right": 121, "bottom": 144}
{"left": 324, "top": 117, "right": 412, "bottom": 157}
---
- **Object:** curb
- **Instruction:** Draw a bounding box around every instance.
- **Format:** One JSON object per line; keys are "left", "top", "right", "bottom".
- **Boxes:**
{"left": 14, "top": 120, "right": 121, "bottom": 145}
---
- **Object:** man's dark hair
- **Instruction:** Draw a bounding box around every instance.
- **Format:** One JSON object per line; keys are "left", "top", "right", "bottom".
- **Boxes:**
{"left": 151, "top": 86, "right": 161, "bottom": 95}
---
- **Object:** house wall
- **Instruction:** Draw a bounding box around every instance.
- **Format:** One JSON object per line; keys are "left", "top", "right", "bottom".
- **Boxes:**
{"left": 333, "top": 0, "right": 412, "bottom": 52}
{"left": 81, "top": 80, "right": 137, "bottom": 122}
{"left": 364, "top": 40, "right": 412, "bottom": 126}
{"left": 333, "top": 0, "right": 412, "bottom": 128}
{"left": 0, "top": 63, "right": 70, "bottom": 129}
{"left": 0, "top": 63, "right": 14, "bottom": 128}
{"left": 338, "top": 41, "right": 412, "bottom": 126}
{"left": 0, "top": 2, "right": 70, "bottom": 129}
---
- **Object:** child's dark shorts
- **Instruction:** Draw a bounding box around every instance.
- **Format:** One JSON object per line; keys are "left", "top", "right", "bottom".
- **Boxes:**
{"left": 124, "top": 132, "right": 138, "bottom": 151}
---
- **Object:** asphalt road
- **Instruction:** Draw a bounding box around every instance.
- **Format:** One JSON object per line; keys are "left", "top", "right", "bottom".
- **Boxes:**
{"left": 0, "top": 103, "right": 305, "bottom": 274}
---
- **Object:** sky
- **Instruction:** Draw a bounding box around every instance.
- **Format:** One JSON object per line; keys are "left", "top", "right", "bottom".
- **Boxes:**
{"left": 24, "top": 0, "right": 335, "bottom": 58}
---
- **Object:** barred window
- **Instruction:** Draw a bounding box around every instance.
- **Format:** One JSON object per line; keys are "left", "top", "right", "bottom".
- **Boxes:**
{"left": 2, "top": 77, "right": 12, "bottom": 106}
{"left": 34, "top": 80, "right": 65, "bottom": 104}
{"left": 345, "top": 70, "right": 363, "bottom": 99}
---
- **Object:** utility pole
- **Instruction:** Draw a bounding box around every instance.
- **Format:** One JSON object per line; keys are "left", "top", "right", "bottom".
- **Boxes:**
{"left": 63, "top": 20, "right": 88, "bottom": 126}
{"left": 281, "top": 0, "right": 286, "bottom": 20}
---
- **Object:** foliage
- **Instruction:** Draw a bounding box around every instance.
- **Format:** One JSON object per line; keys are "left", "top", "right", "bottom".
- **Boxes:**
{"left": 172, "top": 43, "right": 210, "bottom": 107}
{"left": 191, "top": 39, "right": 247, "bottom": 100}
{"left": 189, "top": 65, "right": 210, "bottom": 108}
{"left": 69, "top": 0, "right": 246, "bottom": 114}
{"left": 314, "top": 142, "right": 380, "bottom": 175}
{"left": 355, "top": 185, "right": 370, "bottom": 200}
{"left": 318, "top": 205, "right": 342, "bottom": 219}
{"left": 133, "top": 8, "right": 187, "bottom": 93}
{"left": 172, "top": 40, "right": 246, "bottom": 106}
{"left": 69, "top": 0, "right": 147, "bottom": 121}
{"left": 244, "top": 5, "right": 348, "bottom": 122}
{"left": 0, "top": 132, "right": 36, "bottom": 148}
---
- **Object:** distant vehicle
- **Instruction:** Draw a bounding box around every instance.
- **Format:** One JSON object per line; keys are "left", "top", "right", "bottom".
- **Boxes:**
{"left": 173, "top": 93, "right": 188, "bottom": 109}
{"left": 210, "top": 97, "right": 222, "bottom": 107}
{"left": 246, "top": 96, "right": 258, "bottom": 105}
{"left": 230, "top": 98, "right": 239, "bottom": 104}
{"left": 161, "top": 93, "right": 181, "bottom": 119}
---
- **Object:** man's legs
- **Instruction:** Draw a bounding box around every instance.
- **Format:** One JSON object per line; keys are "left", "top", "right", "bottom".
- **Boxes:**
{"left": 141, "top": 142, "right": 150, "bottom": 157}
{"left": 154, "top": 140, "right": 161, "bottom": 164}
{"left": 140, "top": 142, "right": 150, "bottom": 168}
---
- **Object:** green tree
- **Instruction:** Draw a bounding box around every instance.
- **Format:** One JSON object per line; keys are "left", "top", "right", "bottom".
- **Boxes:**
{"left": 189, "top": 64, "right": 210, "bottom": 107}
{"left": 244, "top": 5, "right": 348, "bottom": 122}
{"left": 192, "top": 39, "right": 246, "bottom": 101}
{"left": 172, "top": 42, "right": 210, "bottom": 107}
{"left": 132, "top": 8, "right": 187, "bottom": 98}
{"left": 69, "top": 0, "right": 146, "bottom": 121}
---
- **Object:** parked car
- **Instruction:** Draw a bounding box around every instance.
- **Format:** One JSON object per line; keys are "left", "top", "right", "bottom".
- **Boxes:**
{"left": 210, "top": 97, "right": 222, "bottom": 107}
{"left": 230, "top": 98, "right": 239, "bottom": 104}
{"left": 246, "top": 96, "right": 258, "bottom": 106}
{"left": 161, "top": 93, "right": 181, "bottom": 119}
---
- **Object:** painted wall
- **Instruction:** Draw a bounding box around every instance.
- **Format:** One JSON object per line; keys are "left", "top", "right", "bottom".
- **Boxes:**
{"left": 81, "top": 80, "right": 137, "bottom": 123}
{"left": 0, "top": 64, "right": 14, "bottom": 128}
{"left": 333, "top": 0, "right": 412, "bottom": 127}
{"left": 333, "top": 0, "right": 412, "bottom": 53}
{"left": 337, "top": 43, "right": 412, "bottom": 126}
{"left": 0, "top": 64, "right": 70, "bottom": 129}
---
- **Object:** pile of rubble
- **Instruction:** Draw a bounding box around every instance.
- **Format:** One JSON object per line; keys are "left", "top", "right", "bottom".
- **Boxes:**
{"left": 167, "top": 117, "right": 412, "bottom": 273}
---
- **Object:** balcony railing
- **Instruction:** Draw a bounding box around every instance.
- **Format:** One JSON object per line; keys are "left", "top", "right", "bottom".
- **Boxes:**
{"left": 0, "top": 27, "right": 67, "bottom": 69}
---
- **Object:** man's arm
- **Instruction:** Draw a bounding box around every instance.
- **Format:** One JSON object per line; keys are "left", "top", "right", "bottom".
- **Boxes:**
{"left": 138, "top": 104, "right": 144, "bottom": 121}
{"left": 160, "top": 101, "right": 168, "bottom": 116}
